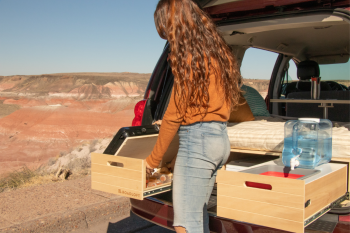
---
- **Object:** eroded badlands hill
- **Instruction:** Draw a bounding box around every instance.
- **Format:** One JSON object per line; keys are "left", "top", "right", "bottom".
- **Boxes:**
{"left": 0, "top": 72, "right": 149, "bottom": 99}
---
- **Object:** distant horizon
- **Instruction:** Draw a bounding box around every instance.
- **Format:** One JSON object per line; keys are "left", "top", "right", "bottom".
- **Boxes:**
{"left": 0, "top": 71, "right": 153, "bottom": 76}
{"left": 2, "top": 70, "right": 348, "bottom": 83}
{"left": 0, "top": 72, "right": 271, "bottom": 80}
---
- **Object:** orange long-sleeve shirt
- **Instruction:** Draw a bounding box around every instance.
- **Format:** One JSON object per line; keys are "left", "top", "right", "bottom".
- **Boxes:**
{"left": 146, "top": 72, "right": 230, "bottom": 168}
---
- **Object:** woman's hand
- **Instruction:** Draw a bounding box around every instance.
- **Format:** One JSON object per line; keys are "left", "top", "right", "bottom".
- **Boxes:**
{"left": 153, "top": 120, "right": 162, "bottom": 131}
{"left": 145, "top": 160, "right": 154, "bottom": 175}
{"left": 153, "top": 120, "right": 162, "bottom": 125}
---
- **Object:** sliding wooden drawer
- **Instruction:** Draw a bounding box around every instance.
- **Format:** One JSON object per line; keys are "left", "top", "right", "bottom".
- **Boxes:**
{"left": 216, "top": 163, "right": 348, "bottom": 233}
{"left": 91, "top": 134, "right": 178, "bottom": 200}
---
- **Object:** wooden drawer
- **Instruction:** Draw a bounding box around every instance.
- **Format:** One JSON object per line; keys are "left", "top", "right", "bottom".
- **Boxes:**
{"left": 91, "top": 134, "right": 178, "bottom": 200}
{"left": 216, "top": 163, "right": 348, "bottom": 233}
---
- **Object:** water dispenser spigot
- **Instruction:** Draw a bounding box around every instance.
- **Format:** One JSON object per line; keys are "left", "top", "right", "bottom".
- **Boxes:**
{"left": 290, "top": 155, "right": 300, "bottom": 170}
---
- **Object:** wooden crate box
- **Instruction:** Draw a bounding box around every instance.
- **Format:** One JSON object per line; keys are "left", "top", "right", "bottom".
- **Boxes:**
{"left": 91, "top": 134, "right": 178, "bottom": 200}
{"left": 217, "top": 163, "right": 348, "bottom": 233}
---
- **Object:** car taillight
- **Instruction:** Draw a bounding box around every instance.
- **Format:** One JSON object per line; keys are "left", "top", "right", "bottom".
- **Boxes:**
{"left": 132, "top": 100, "right": 147, "bottom": 126}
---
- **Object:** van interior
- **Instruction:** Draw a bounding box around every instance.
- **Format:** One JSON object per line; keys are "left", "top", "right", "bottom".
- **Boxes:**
{"left": 220, "top": 12, "right": 350, "bottom": 120}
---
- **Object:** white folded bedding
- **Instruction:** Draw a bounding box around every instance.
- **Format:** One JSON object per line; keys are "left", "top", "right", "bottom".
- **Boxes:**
{"left": 227, "top": 116, "right": 350, "bottom": 159}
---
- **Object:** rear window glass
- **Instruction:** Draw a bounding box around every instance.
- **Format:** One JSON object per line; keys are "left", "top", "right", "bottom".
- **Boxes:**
{"left": 281, "top": 59, "right": 350, "bottom": 97}
{"left": 319, "top": 61, "right": 350, "bottom": 88}
{"left": 241, "top": 48, "right": 278, "bottom": 98}
{"left": 241, "top": 48, "right": 278, "bottom": 80}
{"left": 287, "top": 60, "right": 298, "bottom": 82}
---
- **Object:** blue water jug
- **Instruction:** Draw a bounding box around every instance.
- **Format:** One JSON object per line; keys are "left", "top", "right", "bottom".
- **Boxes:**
{"left": 282, "top": 118, "right": 332, "bottom": 170}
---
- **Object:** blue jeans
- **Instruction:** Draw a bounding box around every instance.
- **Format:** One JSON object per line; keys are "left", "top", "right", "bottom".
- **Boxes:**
{"left": 173, "top": 121, "right": 230, "bottom": 233}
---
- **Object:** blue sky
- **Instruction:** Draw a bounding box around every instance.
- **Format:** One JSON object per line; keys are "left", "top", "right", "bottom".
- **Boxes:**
{"left": 0, "top": 0, "right": 348, "bottom": 81}
{"left": 0, "top": 0, "right": 164, "bottom": 75}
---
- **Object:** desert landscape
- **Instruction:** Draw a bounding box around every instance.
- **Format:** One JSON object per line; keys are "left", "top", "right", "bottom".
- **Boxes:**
{"left": 0, "top": 73, "right": 149, "bottom": 176}
{"left": 0, "top": 73, "right": 269, "bottom": 177}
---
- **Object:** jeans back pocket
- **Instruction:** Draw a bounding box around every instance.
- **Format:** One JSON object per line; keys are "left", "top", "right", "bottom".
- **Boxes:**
{"left": 201, "top": 132, "right": 227, "bottom": 166}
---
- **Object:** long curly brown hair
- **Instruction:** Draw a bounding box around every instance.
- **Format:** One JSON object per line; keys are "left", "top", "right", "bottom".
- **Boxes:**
{"left": 154, "top": 0, "right": 242, "bottom": 116}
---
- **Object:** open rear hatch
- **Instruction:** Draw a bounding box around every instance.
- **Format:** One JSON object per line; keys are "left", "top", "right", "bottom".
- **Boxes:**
{"left": 199, "top": 0, "right": 350, "bottom": 19}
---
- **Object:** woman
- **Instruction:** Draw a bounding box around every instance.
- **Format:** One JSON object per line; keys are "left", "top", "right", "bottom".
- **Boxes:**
{"left": 146, "top": 1, "right": 242, "bottom": 232}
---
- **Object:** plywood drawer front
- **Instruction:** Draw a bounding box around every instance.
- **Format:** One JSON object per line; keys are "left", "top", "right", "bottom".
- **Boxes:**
{"left": 92, "top": 182, "right": 143, "bottom": 199}
{"left": 92, "top": 173, "right": 143, "bottom": 191}
{"left": 92, "top": 163, "right": 143, "bottom": 180}
{"left": 91, "top": 152, "right": 173, "bottom": 200}
{"left": 91, "top": 153, "right": 146, "bottom": 200}
{"left": 218, "top": 195, "right": 304, "bottom": 222}
{"left": 91, "top": 135, "right": 178, "bottom": 200}
{"left": 92, "top": 153, "right": 144, "bottom": 170}
{"left": 217, "top": 170, "right": 305, "bottom": 195}
{"left": 218, "top": 183, "right": 304, "bottom": 208}
{"left": 217, "top": 169, "right": 305, "bottom": 232}
{"left": 216, "top": 164, "right": 348, "bottom": 233}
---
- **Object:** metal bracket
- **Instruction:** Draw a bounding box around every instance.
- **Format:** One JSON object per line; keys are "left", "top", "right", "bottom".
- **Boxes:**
{"left": 143, "top": 185, "right": 172, "bottom": 197}
{"left": 318, "top": 103, "right": 334, "bottom": 119}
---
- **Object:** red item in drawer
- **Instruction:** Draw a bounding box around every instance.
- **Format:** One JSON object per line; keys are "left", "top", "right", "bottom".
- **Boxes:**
{"left": 260, "top": 171, "right": 304, "bottom": 179}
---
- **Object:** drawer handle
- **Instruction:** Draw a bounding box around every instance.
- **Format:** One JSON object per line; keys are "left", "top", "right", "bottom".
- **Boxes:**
{"left": 108, "top": 161, "right": 124, "bottom": 168}
{"left": 305, "top": 199, "right": 311, "bottom": 208}
{"left": 245, "top": 181, "right": 272, "bottom": 190}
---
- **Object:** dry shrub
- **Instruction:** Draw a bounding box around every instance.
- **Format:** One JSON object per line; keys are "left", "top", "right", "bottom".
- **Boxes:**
{"left": 0, "top": 166, "right": 38, "bottom": 193}
{"left": 0, "top": 155, "right": 93, "bottom": 193}
{"left": 21, "top": 174, "right": 55, "bottom": 188}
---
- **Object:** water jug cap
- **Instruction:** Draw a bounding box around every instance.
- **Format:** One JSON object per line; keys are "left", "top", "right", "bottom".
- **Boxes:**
{"left": 298, "top": 118, "right": 320, "bottom": 123}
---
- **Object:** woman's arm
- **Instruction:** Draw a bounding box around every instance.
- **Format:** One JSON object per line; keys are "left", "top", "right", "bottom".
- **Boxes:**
{"left": 146, "top": 87, "right": 183, "bottom": 168}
